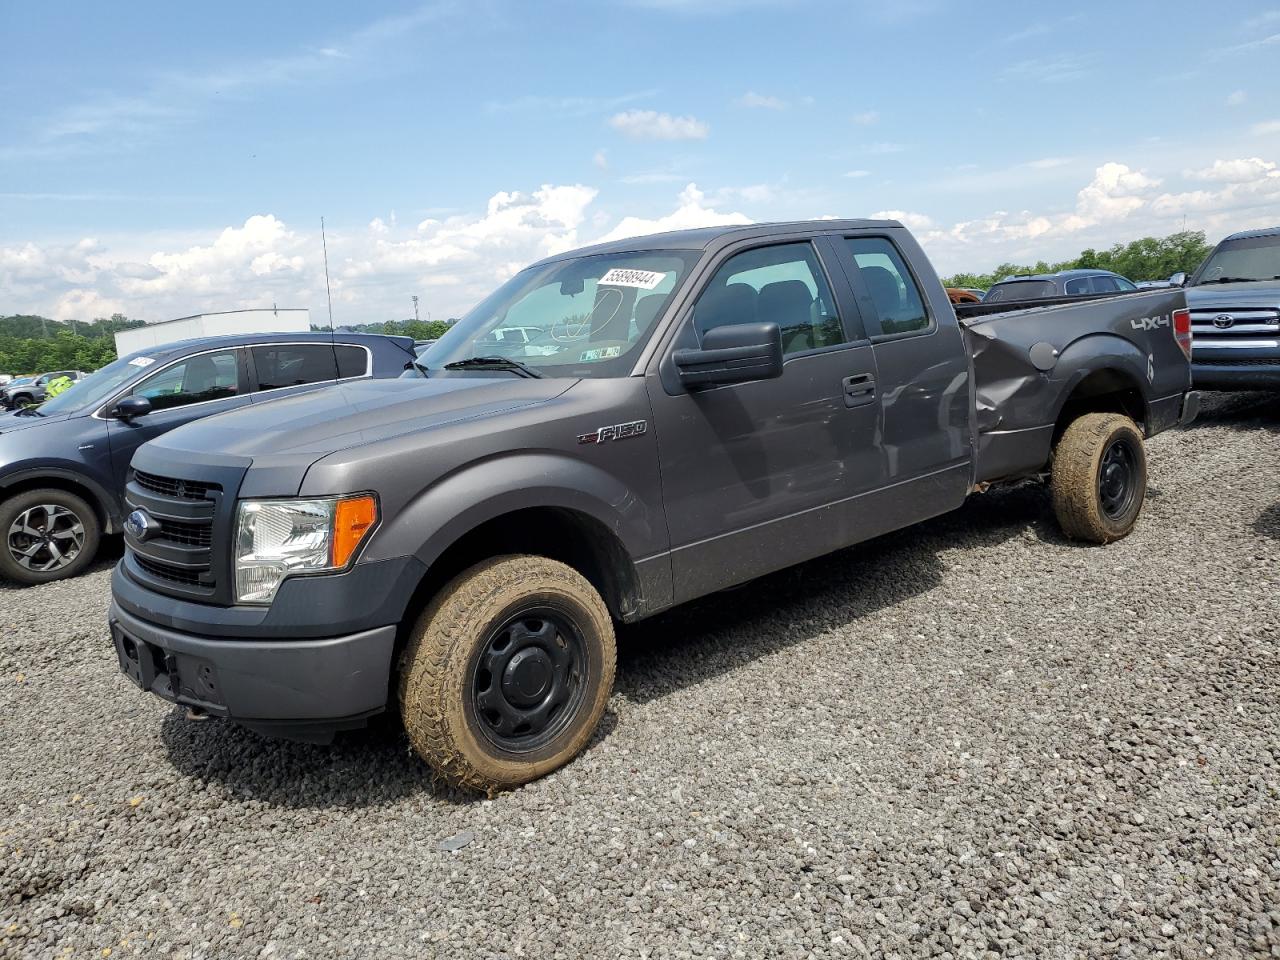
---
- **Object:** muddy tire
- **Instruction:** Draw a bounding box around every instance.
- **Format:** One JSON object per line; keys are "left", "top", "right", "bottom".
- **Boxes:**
{"left": 398, "top": 555, "right": 616, "bottom": 792}
{"left": 1050, "top": 413, "right": 1147, "bottom": 544}
{"left": 0, "top": 488, "right": 101, "bottom": 585}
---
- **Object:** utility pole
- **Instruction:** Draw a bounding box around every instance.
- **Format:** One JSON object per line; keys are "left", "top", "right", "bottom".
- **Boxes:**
{"left": 411, "top": 295, "right": 420, "bottom": 325}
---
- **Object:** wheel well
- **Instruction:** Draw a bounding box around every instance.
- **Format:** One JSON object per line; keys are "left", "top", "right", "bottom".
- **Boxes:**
{"left": 1054, "top": 369, "right": 1146, "bottom": 443}
{"left": 403, "top": 507, "right": 640, "bottom": 631}
{"left": 0, "top": 475, "right": 112, "bottom": 532}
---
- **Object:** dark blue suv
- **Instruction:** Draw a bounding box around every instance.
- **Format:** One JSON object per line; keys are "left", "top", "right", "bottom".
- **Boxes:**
{"left": 0, "top": 332, "right": 415, "bottom": 584}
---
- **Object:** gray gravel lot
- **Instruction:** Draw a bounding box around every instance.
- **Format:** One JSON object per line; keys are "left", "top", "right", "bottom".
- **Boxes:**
{"left": 2, "top": 392, "right": 1278, "bottom": 960}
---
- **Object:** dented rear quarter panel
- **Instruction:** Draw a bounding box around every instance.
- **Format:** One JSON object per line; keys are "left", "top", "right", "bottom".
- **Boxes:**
{"left": 960, "top": 289, "right": 1190, "bottom": 483}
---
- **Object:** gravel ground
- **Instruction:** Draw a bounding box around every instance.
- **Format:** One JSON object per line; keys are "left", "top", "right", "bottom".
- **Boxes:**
{"left": 1, "top": 392, "right": 1277, "bottom": 960}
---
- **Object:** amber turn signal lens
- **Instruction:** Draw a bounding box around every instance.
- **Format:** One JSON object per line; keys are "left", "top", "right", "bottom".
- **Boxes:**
{"left": 332, "top": 495, "right": 377, "bottom": 567}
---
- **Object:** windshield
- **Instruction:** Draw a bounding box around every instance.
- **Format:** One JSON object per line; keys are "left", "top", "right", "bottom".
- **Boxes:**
{"left": 1192, "top": 234, "right": 1280, "bottom": 284}
{"left": 983, "top": 280, "right": 1055, "bottom": 303}
{"left": 420, "top": 250, "right": 699, "bottom": 378}
{"left": 37, "top": 353, "right": 157, "bottom": 415}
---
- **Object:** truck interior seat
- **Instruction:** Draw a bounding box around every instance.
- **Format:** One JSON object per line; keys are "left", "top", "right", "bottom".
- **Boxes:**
{"left": 695, "top": 282, "right": 758, "bottom": 336}
{"left": 861, "top": 265, "right": 905, "bottom": 324}
{"left": 759, "top": 280, "right": 816, "bottom": 352}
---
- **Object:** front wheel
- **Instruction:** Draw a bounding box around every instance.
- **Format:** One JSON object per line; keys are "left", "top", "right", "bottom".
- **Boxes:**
{"left": 0, "top": 488, "right": 102, "bottom": 584}
{"left": 398, "top": 555, "right": 616, "bottom": 792}
{"left": 1050, "top": 412, "right": 1147, "bottom": 544}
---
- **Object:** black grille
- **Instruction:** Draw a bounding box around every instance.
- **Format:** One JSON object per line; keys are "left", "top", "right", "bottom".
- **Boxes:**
{"left": 157, "top": 518, "right": 213, "bottom": 547}
{"left": 135, "top": 555, "right": 203, "bottom": 587}
{"left": 1196, "top": 357, "right": 1280, "bottom": 366}
{"left": 135, "top": 471, "right": 220, "bottom": 500}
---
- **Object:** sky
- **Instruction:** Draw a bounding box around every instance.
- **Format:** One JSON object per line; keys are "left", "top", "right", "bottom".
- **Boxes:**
{"left": 3, "top": 0, "right": 1280, "bottom": 325}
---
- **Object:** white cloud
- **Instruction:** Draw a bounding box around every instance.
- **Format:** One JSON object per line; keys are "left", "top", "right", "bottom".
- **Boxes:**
{"left": 593, "top": 149, "right": 609, "bottom": 170}
{"left": 736, "top": 91, "right": 787, "bottom": 110}
{"left": 1027, "top": 157, "right": 1072, "bottom": 169}
{"left": 1227, "top": 89, "right": 1247, "bottom": 106}
{"left": 843, "top": 169, "right": 871, "bottom": 178}
{"left": 608, "top": 109, "right": 709, "bottom": 140}
{"left": 597, "top": 184, "right": 749, "bottom": 242}
{"left": 869, "top": 210, "right": 935, "bottom": 231}
{"left": 865, "top": 142, "right": 904, "bottom": 155}
{"left": 1252, "top": 119, "right": 1280, "bottom": 136}
{"left": 1185, "top": 157, "right": 1278, "bottom": 182}
{"left": 852, "top": 111, "right": 879, "bottom": 125}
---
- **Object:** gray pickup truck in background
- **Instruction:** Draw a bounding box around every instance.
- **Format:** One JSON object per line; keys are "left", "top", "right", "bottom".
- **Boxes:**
{"left": 1174, "top": 225, "right": 1280, "bottom": 390}
{"left": 108, "top": 220, "right": 1196, "bottom": 791}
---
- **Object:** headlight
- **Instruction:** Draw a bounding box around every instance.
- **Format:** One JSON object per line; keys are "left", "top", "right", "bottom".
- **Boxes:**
{"left": 234, "top": 495, "right": 377, "bottom": 604}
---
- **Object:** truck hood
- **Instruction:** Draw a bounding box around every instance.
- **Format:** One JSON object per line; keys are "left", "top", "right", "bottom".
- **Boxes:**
{"left": 150, "top": 375, "right": 575, "bottom": 462}
{"left": 1185, "top": 281, "right": 1280, "bottom": 308}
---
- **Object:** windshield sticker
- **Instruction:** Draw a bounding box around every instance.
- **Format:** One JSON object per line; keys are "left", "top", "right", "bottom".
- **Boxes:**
{"left": 128, "top": 356, "right": 156, "bottom": 367}
{"left": 579, "top": 346, "right": 623, "bottom": 362}
{"left": 599, "top": 268, "right": 666, "bottom": 290}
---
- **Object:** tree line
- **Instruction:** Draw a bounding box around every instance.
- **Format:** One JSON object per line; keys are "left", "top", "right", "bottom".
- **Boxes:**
{"left": 1, "top": 230, "right": 1219, "bottom": 375}
{"left": 0, "top": 314, "right": 144, "bottom": 377}
{"left": 941, "top": 231, "right": 1212, "bottom": 291}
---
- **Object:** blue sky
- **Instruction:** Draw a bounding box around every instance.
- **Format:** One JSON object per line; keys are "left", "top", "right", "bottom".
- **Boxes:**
{"left": 4, "top": 0, "right": 1280, "bottom": 323}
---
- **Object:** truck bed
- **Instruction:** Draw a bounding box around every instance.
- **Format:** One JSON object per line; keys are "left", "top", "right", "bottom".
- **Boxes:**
{"left": 957, "top": 288, "right": 1191, "bottom": 484}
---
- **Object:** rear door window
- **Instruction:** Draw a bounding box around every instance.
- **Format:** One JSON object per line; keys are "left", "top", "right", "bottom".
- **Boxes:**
{"left": 845, "top": 237, "right": 931, "bottom": 336}
{"left": 251, "top": 344, "right": 339, "bottom": 391}
{"left": 1064, "top": 277, "right": 1091, "bottom": 295}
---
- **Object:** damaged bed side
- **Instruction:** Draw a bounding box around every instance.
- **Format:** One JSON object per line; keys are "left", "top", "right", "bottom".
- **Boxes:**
{"left": 957, "top": 288, "right": 1194, "bottom": 487}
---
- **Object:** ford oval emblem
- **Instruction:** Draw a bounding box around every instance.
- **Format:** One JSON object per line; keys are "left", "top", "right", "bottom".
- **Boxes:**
{"left": 125, "top": 509, "right": 159, "bottom": 541}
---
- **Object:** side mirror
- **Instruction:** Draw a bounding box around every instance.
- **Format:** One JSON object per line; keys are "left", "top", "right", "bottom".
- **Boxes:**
{"left": 113, "top": 396, "right": 153, "bottom": 420}
{"left": 1169, "top": 272, "right": 1188, "bottom": 287}
{"left": 674, "top": 322, "right": 784, "bottom": 388}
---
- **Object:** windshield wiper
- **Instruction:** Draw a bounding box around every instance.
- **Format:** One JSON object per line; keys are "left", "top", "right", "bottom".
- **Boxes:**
{"left": 443, "top": 356, "right": 544, "bottom": 378}
{"left": 1196, "top": 276, "right": 1263, "bottom": 285}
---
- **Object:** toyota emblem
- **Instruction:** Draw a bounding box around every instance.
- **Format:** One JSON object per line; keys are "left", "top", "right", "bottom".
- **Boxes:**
{"left": 1212, "top": 313, "right": 1235, "bottom": 329}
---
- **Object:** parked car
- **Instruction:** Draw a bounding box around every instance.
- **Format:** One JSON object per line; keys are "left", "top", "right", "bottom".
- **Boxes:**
{"left": 0, "top": 332, "right": 416, "bottom": 584}
{"left": 983, "top": 269, "right": 1138, "bottom": 303}
{"left": 1135, "top": 280, "right": 1177, "bottom": 290}
{"left": 1, "top": 371, "right": 86, "bottom": 409}
{"left": 1173, "top": 225, "right": 1280, "bottom": 390}
{"left": 109, "top": 219, "right": 1195, "bottom": 792}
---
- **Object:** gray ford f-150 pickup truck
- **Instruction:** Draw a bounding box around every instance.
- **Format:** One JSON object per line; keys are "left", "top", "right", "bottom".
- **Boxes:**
{"left": 109, "top": 220, "right": 1197, "bottom": 791}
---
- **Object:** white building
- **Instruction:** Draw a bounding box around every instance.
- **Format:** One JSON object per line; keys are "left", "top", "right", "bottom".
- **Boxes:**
{"left": 114, "top": 308, "right": 311, "bottom": 356}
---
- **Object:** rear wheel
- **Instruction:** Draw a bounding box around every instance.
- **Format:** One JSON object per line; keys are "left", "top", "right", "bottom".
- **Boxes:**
{"left": 1050, "top": 413, "right": 1147, "bottom": 543}
{"left": 0, "top": 488, "right": 101, "bottom": 584}
{"left": 398, "top": 555, "right": 616, "bottom": 792}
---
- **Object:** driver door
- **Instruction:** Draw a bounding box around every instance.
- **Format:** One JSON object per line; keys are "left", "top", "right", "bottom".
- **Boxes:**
{"left": 105, "top": 347, "right": 251, "bottom": 490}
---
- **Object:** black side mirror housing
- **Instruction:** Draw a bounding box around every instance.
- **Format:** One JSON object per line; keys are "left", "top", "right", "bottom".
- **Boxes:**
{"left": 674, "top": 322, "right": 784, "bottom": 388}
{"left": 113, "top": 395, "right": 153, "bottom": 420}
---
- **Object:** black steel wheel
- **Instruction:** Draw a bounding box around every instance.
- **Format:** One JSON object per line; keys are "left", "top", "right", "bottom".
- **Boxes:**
{"left": 1051, "top": 412, "right": 1147, "bottom": 544}
{"left": 399, "top": 555, "right": 616, "bottom": 792}
{"left": 1097, "top": 435, "right": 1140, "bottom": 521}
{"left": 468, "top": 606, "right": 589, "bottom": 754}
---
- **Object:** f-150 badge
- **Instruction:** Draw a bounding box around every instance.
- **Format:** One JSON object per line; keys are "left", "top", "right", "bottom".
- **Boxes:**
{"left": 578, "top": 420, "right": 647, "bottom": 444}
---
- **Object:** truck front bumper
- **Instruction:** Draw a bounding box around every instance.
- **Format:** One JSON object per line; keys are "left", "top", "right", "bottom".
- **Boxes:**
{"left": 109, "top": 600, "right": 397, "bottom": 741}
{"left": 1192, "top": 360, "right": 1280, "bottom": 391}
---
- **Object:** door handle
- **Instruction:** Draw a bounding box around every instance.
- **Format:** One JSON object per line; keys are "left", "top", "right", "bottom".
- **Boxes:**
{"left": 842, "top": 373, "right": 876, "bottom": 408}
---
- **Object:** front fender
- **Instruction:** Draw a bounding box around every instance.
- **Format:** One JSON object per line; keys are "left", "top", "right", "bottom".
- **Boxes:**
{"left": 0, "top": 463, "right": 122, "bottom": 530}
{"left": 365, "top": 451, "right": 665, "bottom": 570}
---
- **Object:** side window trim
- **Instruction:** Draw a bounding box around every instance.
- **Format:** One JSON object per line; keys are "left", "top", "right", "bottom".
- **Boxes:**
{"left": 834, "top": 233, "right": 937, "bottom": 343}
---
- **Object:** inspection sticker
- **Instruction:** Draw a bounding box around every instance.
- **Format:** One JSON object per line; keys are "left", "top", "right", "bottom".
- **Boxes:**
{"left": 579, "top": 346, "right": 623, "bottom": 362}
{"left": 128, "top": 356, "right": 156, "bottom": 367}
{"left": 599, "top": 268, "right": 665, "bottom": 290}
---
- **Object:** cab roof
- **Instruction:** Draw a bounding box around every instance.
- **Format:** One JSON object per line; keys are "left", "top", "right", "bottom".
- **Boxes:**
{"left": 531, "top": 218, "right": 904, "bottom": 266}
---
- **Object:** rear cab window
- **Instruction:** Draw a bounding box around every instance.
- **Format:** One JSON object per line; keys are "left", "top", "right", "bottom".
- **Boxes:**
{"left": 250, "top": 344, "right": 369, "bottom": 390}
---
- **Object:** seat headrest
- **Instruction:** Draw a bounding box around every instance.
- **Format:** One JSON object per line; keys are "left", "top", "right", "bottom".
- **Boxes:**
{"left": 695, "top": 282, "right": 758, "bottom": 334}
{"left": 861, "top": 265, "right": 903, "bottom": 316}
{"left": 758, "top": 280, "right": 814, "bottom": 324}
{"left": 633, "top": 295, "right": 667, "bottom": 333}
